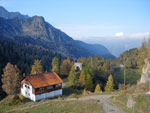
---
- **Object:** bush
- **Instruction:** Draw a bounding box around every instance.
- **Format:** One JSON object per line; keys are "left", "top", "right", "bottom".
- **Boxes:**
{"left": 13, "top": 95, "right": 19, "bottom": 101}
{"left": 94, "top": 84, "right": 102, "bottom": 93}
{"left": 82, "top": 88, "right": 88, "bottom": 96}
{"left": 19, "top": 93, "right": 24, "bottom": 101}
{"left": 69, "top": 93, "right": 78, "bottom": 98}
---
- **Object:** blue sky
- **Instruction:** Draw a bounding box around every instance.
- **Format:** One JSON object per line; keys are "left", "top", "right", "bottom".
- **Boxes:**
{"left": 0, "top": 0, "right": 150, "bottom": 40}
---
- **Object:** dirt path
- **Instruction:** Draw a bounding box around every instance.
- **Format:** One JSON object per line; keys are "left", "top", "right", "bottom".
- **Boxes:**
{"left": 6, "top": 95, "right": 125, "bottom": 113}
{"left": 98, "top": 97, "right": 125, "bottom": 113}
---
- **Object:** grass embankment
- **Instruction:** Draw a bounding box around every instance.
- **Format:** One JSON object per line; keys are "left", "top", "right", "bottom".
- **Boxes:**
{"left": 0, "top": 95, "right": 31, "bottom": 112}
{"left": 110, "top": 83, "right": 150, "bottom": 113}
{"left": 11, "top": 100, "right": 103, "bottom": 113}
{"left": 0, "top": 97, "right": 104, "bottom": 113}
{"left": 0, "top": 88, "right": 104, "bottom": 113}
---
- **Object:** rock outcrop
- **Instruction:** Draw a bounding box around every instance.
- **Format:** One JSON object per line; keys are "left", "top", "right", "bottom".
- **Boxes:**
{"left": 139, "top": 58, "right": 150, "bottom": 84}
{"left": 126, "top": 96, "right": 136, "bottom": 109}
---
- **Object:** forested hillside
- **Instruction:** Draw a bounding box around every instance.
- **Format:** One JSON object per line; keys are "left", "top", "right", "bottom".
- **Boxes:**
{"left": 0, "top": 6, "right": 149, "bottom": 103}
{"left": 0, "top": 6, "right": 116, "bottom": 100}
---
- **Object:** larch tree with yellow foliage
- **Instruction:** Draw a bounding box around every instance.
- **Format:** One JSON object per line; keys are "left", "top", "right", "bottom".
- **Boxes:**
{"left": 94, "top": 84, "right": 101, "bottom": 93}
{"left": 104, "top": 74, "right": 114, "bottom": 92}
{"left": 79, "top": 68, "right": 86, "bottom": 84}
{"left": 31, "top": 60, "right": 43, "bottom": 74}
{"left": 82, "top": 88, "right": 87, "bottom": 95}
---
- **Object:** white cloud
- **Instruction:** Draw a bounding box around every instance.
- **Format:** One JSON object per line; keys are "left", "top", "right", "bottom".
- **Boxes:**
{"left": 115, "top": 32, "right": 124, "bottom": 37}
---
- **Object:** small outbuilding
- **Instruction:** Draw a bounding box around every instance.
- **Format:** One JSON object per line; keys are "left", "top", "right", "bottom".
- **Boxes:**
{"left": 74, "top": 62, "right": 82, "bottom": 71}
{"left": 21, "top": 72, "right": 63, "bottom": 101}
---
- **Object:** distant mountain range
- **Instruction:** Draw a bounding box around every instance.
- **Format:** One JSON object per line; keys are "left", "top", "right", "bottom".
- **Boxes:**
{"left": 0, "top": 6, "right": 115, "bottom": 59}
{"left": 76, "top": 40, "right": 115, "bottom": 59}
{"left": 83, "top": 36, "right": 144, "bottom": 57}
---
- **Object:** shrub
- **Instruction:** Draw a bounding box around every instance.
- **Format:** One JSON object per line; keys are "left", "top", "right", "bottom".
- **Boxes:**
{"left": 82, "top": 88, "right": 88, "bottom": 96}
{"left": 69, "top": 93, "right": 78, "bottom": 98}
{"left": 19, "top": 93, "right": 24, "bottom": 101}
{"left": 94, "top": 84, "right": 102, "bottom": 93}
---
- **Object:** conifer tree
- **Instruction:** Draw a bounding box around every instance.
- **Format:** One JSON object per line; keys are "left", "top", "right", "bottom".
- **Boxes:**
{"left": 79, "top": 68, "right": 86, "bottom": 84}
{"left": 84, "top": 64, "right": 90, "bottom": 75}
{"left": 137, "top": 39, "right": 147, "bottom": 73}
{"left": 105, "top": 74, "right": 114, "bottom": 92}
{"left": 68, "top": 65, "right": 77, "bottom": 86}
{"left": 31, "top": 60, "right": 43, "bottom": 74}
{"left": 94, "top": 84, "right": 101, "bottom": 93}
{"left": 85, "top": 74, "right": 93, "bottom": 91}
{"left": 51, "top": 57, "right": 59, "bottom": 74}
{"left": 82, "top": 88, "right": 87, "bottom": 95}
{"left": 147, "top": 38, "right": 150, "bottom": 59}
{"left": 2, "top": 63, "right": 20, "bottom": 95}
{"left": 60, "top": 57, "right": 71, "bottom": 76}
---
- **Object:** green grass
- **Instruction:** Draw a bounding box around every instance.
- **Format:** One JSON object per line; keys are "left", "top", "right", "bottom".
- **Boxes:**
{"left": 8, "top": 100, "right": 103, "bottom": 113}
{"left": 0, "top": 95, "right": 32, "bottom": 112}
{"left": 111, "top": 93, "right": 150, "bottom": 113}
{"left": 115, "top": 68, "right": 140, "bottom": 85}
{"left": 110, "top": 84, "right": 150, "bottom": 113}
{"left": 63, "top": 87, "right": 82, "bottom": 97}
{"left": 0, "top": 94, "right": 104, "bottom": 113}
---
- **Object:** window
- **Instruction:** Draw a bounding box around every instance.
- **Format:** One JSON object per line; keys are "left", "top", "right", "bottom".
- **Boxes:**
{"left": 46, "top": 86, "right": 53, "bottom": 90}
{"left": 55, "top": 84, "right": 61, "bottom": 88}
{"left": 25, "top": 84, "right": 30, "bottom": 89}
{"left": 39, "top": 87, "right": 44, "bottom": 91}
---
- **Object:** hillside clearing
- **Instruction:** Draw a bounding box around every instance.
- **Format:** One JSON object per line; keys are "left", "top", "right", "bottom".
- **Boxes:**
{"left": 111, "top": 84, "right": 150, "bottom": 113}
{"left": 0, "top": 94, "right": 127, "bottom": 113}
{"left": 3, "top": 99, "right": 103, "bottom": 113}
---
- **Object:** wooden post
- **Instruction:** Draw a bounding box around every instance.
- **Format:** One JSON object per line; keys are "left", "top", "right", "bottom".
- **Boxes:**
{"left": 124, "top": 65, "right": 126, "bottom": 90}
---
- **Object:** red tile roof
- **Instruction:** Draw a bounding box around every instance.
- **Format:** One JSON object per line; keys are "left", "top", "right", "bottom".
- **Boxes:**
{"left": 21, "top": 72, "right": 63, "bottom": 88}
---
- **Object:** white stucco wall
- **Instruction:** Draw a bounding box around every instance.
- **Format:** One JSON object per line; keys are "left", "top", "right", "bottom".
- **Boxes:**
{"left": 21, "top": 83, "right": 35, "bottom": 101}
{"left": 74, "top": 63, "right": 82, "bottom": 71}
{"left": 35, "top": 89, "right": 62, "bottom": 101}
{"left": 21, "top": 83, "right": 62, "bottom": 101}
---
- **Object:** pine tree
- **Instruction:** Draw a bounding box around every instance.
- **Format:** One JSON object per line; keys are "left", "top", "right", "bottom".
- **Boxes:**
{"left": 82, "top": 88, "right": 87, "bottom": 95}
{"left": 51, "top": 57, "right": 59, "bottom": 74}
{"left": 85, "top": 74, "right": 93, "bottom": 91}
{"left": 31, "top": 60, "right": 43, "bottom": 74}
{"left": 137, "top": 39, "right": 147, "bottom": 73}
{"left": 84, "top": 64, "right": 90, "bottom": 75}
{"left": 60, "top": 57, "right": 71, "bottom": 76}
{"left": 94, "top": 84, "right": 101, "bottom": 93}
{"left": 79, "top": 68, "right": 86, "bottom": 84}
{"left": 105, "top": 74, "right": 114, "bottom": 92}
{"left": 68, "top": 65, "right": 77, "bottom": 86}
{"left": 2, "top": 63, "right": 20, "bottom": 95}
{"left": 147, "top": 38, "right": 150, "bottom": 59}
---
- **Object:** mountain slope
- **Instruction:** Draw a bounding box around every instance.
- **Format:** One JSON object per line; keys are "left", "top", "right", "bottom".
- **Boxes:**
{"left": 76, "top": 40, "right": 115, "bottom": 59}
{"left": 0, "top": 6, "right": 115, "bottom": 59}
{"left": 0, "top": 6, "right": 29, "bottom": 19}
{"left": 0, "top": 16, "right": 93, "bottom": 58}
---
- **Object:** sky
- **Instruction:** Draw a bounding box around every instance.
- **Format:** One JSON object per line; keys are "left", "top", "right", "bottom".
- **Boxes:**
{"left": 0, "top": 0, "right": 150, "bottom": 40}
